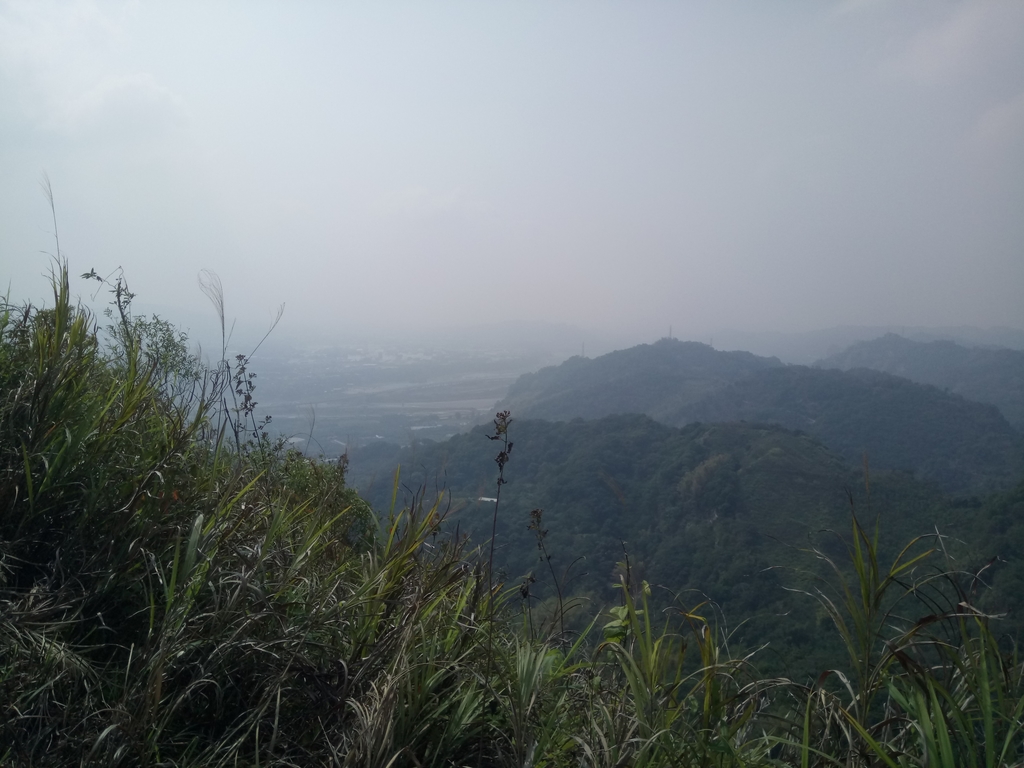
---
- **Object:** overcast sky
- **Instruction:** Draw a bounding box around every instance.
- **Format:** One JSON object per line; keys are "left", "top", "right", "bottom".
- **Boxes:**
{"left": 2, "top": 1, "right": 1022, "bottom": 349}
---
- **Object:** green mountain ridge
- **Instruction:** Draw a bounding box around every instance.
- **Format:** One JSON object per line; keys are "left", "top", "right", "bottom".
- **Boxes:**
{"left": 496, "top": 337, "right": 1023, "bottom": 495}
{"left": 498, "top": 338, "right": 783, "bottom": 422}
{"left": 673, "top": 365, "right": 1024, "bottom": 495}
{"left": 816, "top": 332, "right": 1024, "bottom": 429}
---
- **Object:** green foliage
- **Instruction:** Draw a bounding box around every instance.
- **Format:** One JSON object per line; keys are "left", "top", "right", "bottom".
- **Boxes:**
{"left": 817, "top": 332, "right": 1024, "bottom": 430}
{"left": 498, "top": 338, "right": 782, "bottom": 423}
{"left": 0, "top": 265, "right": 492, "bottom": 766}
{"left": 350, "top": 415, "right": 971, "bottom": 676}
{"left": 494, "top": 338, "right": 1024, "bottom": 495}
{"left": 582, "top": 579, "right": 772, "bottom": 767}
{"left": 677, "top": 366, "right": 1024, "bottom": 495}
{"left": 775, "top": 514, "right": 1024, "bottom": 768}
{"left": 972, "top": 478, "right": 1024, "bottom": 643}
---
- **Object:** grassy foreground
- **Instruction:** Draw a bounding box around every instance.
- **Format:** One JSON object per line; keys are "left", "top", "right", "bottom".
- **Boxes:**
{"left": 1, "top": 265, "right": 1023, "bottom": 767}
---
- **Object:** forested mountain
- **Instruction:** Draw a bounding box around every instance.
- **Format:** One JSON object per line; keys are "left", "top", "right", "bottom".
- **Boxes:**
{"left": 673, "top": 366, "right": 1024, "bottom": 495}
{"left": 349, "top": 415, "right": 976, "bottom": 673}
{"left": 497, "top": 338, "right": 782, "bottom": 422}
{"left": 495, "top": 338, "right": 1023, "bottom": 495}
{"left": 975, "top": 478, "right": 1024, "bottom": 629}
{"left": 816, "top": 333, "right": 1024, "bottom": 429}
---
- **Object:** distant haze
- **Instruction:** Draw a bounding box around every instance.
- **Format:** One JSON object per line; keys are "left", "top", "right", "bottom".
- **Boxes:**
{"left": 2, "top": 1, "right": 1023, "bottom": 350}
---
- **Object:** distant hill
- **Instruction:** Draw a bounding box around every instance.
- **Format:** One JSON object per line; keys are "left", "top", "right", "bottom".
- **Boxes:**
{"left": 816, "top": 333, "right": 1024, "bottom": 429}
{"left": 706, "top": 325, "right": 1024, "bottom": 365}
{"left": 348, "top": 416, "right": 968, "bottom": 675}
{"left": 495, "top": 339, "right": 1023, "bottom": 495}
{"left": 497, "top": 338, "right": 783, "bottom": 422}
{"left": 672, "top": 366, "right": 1024, "bottom": 495}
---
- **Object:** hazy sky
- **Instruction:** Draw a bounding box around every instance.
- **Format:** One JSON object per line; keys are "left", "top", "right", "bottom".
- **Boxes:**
{"left": 2, "top": 1, "right": 1022, "bottom": 348}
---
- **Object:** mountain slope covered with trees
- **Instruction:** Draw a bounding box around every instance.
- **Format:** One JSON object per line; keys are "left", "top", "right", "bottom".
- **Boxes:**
{"left": 816, "top": 333, "right": 1024, "bottom": 429}
{"left": 497, "top": 338, "right": 783, "bottom": 422}
{"left": 494, "top": 338, "right": 1023, "bottom": 495}
{"left": 673, "top": 366, "right": 1023, "bottom": 494}
{"left": 350, "top": 415, "right": 983, "bottom": 673}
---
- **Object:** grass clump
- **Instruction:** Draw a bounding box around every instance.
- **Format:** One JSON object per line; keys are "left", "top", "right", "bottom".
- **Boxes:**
{"left": 0, "top": 264, "right": 488, "bottom": 765}
{"left": 780, "top": 512, "right": 1024, "bottom": 767}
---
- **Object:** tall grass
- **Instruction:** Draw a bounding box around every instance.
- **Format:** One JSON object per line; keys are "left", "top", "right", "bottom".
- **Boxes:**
{"left": 1, "top": 263, "right": 1021, "bottom": 766}
{"left": 0, "top": 264, "right": 489, "bottom": 765}
{"left": 775, "top": 512, "right": 1024, "bottom": 767}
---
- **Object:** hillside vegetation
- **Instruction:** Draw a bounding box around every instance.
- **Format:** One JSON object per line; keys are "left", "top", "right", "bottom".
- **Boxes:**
{"left": 674, "top": 366, "right": 1024, "bottom": 494}
{"left": 4, "top": 266, "right": 1024, "bottom": 767}
{"left": 817, "top": 332, "right": 1024, "bottom": 429}
{"left": 496, "top": 338, "right": 1024, "bottom": 495}
{"left": 498, "top": 339, "right": 782, "bottom": 422}
{"left": 351, "top": 416, "right": 982, "bottom": 673}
